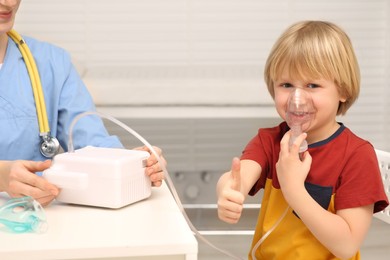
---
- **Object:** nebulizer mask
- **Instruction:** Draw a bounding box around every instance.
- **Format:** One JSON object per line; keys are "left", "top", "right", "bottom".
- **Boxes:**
{"left": 285, "top": 88, "right": 315, "bottom": 152}
{"left": 0, "top": 196, "right": 48, "bottom": 234}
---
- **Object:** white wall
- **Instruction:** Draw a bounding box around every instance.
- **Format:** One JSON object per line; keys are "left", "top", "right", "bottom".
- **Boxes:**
{"left": 14, "top": 0, "right": 390, "bottom": 150}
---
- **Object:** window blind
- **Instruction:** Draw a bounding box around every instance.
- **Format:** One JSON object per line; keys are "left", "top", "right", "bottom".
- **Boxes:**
{"left": 14, "top": 0, "right": 390, "bottom": 150}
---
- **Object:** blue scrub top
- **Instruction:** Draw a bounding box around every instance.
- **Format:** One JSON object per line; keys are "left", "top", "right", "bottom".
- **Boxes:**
{"left": 0, "top": 35, "right": 123, "bottom": 161}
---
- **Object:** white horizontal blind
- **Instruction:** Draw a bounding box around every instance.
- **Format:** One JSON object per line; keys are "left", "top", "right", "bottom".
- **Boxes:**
{"left": 14, "top": 0, "right": 390, "bottom": 149}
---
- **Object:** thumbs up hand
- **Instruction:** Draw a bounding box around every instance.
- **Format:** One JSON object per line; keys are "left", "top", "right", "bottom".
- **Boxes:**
{"left": 217, "top": 157, "right": 245, "bottom": 224}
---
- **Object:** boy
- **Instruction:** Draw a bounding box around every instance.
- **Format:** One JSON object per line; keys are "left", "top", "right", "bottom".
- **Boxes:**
{"left": 216, "top": 21, "right": 389, "bottom": 259}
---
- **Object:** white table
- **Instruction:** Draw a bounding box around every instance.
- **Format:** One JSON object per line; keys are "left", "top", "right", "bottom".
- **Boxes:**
{"left": 0, "top": 182, "right": 198, "bottom": 260}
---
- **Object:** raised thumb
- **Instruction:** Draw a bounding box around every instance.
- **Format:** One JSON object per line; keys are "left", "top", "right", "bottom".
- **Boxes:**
{"left": 230, "top": 157, "right": 241, "bottom": 191}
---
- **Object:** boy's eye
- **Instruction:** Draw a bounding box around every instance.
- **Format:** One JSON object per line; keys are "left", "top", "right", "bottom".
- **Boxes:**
{"left": 307, "top": 83, "right": 319, "bottom": 89}
{"left": 281, "top": 83, "right": 293, "bottom": 88}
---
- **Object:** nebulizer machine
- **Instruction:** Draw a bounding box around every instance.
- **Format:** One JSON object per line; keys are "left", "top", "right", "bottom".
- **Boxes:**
{"left": 250, "top": 87, "right": 315, "bottom": 259}
{"left": 43, "top": 112, "right": 153, "bottom": 209}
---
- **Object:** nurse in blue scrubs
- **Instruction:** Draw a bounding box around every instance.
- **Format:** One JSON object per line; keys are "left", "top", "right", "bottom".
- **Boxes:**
{"left": 0, "top": 0, "right": 166, "bottom": 206}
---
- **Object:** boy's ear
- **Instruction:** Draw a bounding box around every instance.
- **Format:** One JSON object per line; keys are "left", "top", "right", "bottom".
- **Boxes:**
{"left": 339, "top": 92, "right": 347, "bottom": 103}
{"left": 339, "top": 97, "right": 347, "bottom": 103}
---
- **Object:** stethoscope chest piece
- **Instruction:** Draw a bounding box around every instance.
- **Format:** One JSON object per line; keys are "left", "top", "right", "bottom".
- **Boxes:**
{"left": 40, "top": 134, "right": 60, "bottom": 158}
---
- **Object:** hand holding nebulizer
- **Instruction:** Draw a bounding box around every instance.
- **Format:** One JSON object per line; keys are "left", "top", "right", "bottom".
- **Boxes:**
{"left": 285, "top": 88, "right": 315, "bottom": 153}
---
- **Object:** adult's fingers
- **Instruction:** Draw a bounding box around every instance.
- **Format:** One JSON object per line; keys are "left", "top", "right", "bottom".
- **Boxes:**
{"left": 17, "top": 161, "right": 59, "bottom": 196}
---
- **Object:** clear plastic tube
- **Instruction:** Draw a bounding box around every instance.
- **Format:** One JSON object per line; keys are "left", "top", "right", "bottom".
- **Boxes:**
{"left": 67, "top": 111, "right": 244, "bottom": 260}
{"left": 250, "top": 206, "right": 289, "bottom": 259}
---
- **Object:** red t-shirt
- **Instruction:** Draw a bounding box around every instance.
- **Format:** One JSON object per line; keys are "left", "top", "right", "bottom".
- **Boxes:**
{"left": 242, "top": 122, "right": 389, "bottom": 259}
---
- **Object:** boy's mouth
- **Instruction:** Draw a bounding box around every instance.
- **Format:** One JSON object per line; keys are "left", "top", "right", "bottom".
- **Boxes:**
{"left": 286, "top": 110, "right": 315, "bottom": 125}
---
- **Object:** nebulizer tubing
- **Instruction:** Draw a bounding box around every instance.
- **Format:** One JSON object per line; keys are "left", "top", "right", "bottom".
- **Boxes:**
{"left": 250, "top": 206, "right": 290, "bottom": 259}
{"left": 251, "top": 88, "right": 315, "bottom": 259}
{"left": 67, "top": 111, "right": 244, "bottom": 260}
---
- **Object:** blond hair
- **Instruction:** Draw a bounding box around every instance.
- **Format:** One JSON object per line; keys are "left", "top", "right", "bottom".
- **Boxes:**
{"left": 264, "top": 21, "right": 360, "bottom": 115}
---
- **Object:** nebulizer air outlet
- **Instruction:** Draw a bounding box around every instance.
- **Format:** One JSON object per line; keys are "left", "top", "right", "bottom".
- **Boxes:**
{"left": 0, "top": 196, "right": 48, "bottom": 233}
{"left": 251, "top": 88, "right": 315, "bottom": 259}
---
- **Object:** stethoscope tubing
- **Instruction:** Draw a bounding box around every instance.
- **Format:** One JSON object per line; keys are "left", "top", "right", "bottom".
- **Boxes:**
{"left": 7, "top": 30, "right": 59, "bottom": 158}
{"left": 7, "top": 30, "right": 50, "bottom": 135}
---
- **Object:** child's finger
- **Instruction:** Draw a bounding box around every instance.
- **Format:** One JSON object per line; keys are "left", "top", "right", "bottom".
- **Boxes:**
{"left": 291, "top": 132, "right": 308, "bottom": 153}
{"left": 230, "top": 157, "right": 241, "bottom": 191}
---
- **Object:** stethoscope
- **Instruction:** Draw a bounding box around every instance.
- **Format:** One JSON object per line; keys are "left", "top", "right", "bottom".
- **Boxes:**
{"left": 6, "top": 30, "right": 60, "bottom": 158}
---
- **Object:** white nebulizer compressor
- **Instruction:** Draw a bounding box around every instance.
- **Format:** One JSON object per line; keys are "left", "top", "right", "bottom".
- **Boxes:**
{"left": 43, "top": 146, "right": 151, "bottom": 209}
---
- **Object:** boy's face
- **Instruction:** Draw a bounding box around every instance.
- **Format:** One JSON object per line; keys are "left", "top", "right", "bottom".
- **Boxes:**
{"left": 273, "top": 68, "right": 346, "bottom": 144}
